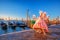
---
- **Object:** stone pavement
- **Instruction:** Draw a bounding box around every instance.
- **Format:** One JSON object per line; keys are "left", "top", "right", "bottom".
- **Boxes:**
{"left": 0, "top": 25, "right": 60, "bottom": 40}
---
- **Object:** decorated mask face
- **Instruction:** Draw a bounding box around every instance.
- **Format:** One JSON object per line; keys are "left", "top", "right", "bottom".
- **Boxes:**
{"left": 39, "top": 11, "right": 43, "bottom": 15}
{"left": 43, "top": 12, "right": 46, "bottom": 17}
{"left": 39, "top": 11, "right": 43, "bottom": 18}
{"left": 47, "top": 15, "right": 50, "bottom": 18}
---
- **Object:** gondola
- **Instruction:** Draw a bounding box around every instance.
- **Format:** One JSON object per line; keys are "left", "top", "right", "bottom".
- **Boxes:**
{"left": 0, "top": 21, "right": 7, "bottom": 31}
{"left": 8, "top": 21, "right": 17, "bottom": 30}
{"left": 16, "top": 22, "right": 27, "bottom": 30}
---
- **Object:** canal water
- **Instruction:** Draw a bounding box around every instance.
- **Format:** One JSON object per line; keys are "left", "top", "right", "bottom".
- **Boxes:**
{"left": 0, "top": 20, "right": 30, "bottom": 35}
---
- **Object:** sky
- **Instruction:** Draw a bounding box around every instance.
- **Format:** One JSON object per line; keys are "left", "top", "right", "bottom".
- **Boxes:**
{"left": 0, "top": 0, "right": 60, "bottom": 20}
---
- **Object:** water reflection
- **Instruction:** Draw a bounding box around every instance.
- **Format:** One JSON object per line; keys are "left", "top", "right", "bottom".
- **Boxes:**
{"left": 0, "top": 20, "right": 30, "bottom": 35}
{"left": 1, "top": 24, "right": 7, "bottom": 33}
{"left": 10, "top": 26, "right": 16, "bottom": 31}
{"left": 0, "top": 26, "right": 30, "bottom": 35}
{"left": 19, "top": 27, "right": 25, "bottom": 30}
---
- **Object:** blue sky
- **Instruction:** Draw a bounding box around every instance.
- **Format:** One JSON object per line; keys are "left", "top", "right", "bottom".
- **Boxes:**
{"left": 0, "top": 0, "right": 60, "bottom": 19}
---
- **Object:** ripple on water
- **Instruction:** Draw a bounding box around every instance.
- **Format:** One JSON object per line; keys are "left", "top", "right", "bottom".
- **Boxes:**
{"left": 0, "top": 26, "right": 30, "bottom": 35}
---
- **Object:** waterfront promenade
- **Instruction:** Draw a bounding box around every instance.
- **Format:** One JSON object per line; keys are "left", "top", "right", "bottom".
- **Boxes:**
{"left": 0, "top": 24, "right": 60, "bottom": 40}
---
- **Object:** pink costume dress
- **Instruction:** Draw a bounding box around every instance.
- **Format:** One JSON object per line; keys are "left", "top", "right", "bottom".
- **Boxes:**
{"left": 33, "top": 16, "right": 49, "bottom": 32}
